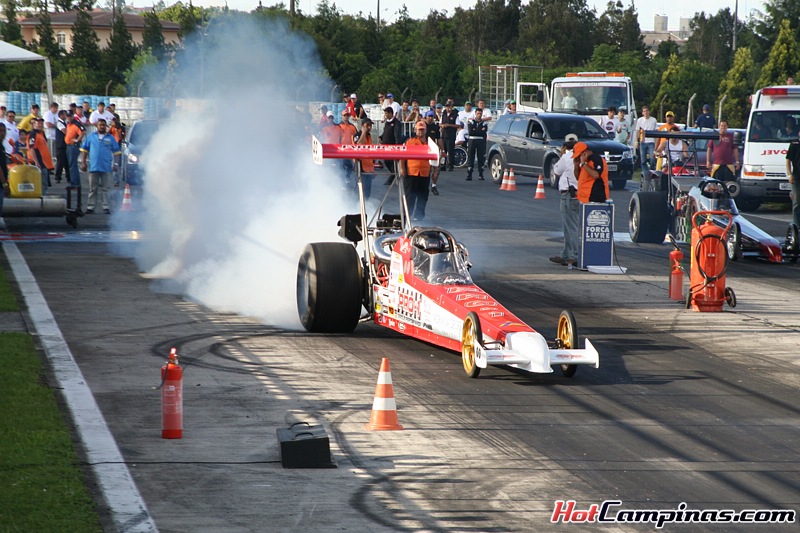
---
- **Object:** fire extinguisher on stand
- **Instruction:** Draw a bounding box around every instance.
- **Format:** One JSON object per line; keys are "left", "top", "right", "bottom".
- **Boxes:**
{"left": 687, "top": 210, "right": 737, "bottom": 312}
{"left": 160, "top": 347, "right": 183, "bottom": 439}
{"left": 667, "top": 235, "right": 684, "bottom": 301}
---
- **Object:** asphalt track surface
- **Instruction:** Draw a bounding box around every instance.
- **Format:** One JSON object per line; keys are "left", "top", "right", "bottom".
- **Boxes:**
{"left": 3, "top": 173, "right": 799, "bottom": 532}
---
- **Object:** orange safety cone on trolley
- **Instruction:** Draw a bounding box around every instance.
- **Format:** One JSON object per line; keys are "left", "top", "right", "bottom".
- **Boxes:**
{"left": 120, "top": 183, "right": 134, "bottom": 211}
{"left": 365, "top": 358, "right": 404, "bottom": 431}
{"left": 534, "top": 174, "right": 546, "bottom": 199}
{"left": 499, "top": 169, "right": 509, "bottom": 190}
{"left": 161, "top": 348, "right": 183, "bottom": 439}
{"left": 505, "top": 168, "right": 518, "bottom": 191}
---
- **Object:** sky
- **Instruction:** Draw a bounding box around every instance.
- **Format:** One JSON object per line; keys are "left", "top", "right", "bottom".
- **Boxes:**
{"left": 180, "top": 0, "right": 767, "bottom": 32}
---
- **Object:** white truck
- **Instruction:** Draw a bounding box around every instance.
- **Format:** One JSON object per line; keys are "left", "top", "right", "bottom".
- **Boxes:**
{"left": 478, "top": 65, "right": 549, "bottom": 115}
{"left": 739, "top": 85, "right": 800, "bottom": 211}
{"left": 548, "top": 72, "right": 637, "bottom": 147}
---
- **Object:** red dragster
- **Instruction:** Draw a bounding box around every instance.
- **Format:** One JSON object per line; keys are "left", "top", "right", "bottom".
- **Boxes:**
{"left": 297, "top": 137, "right": 599, "bottom": 378}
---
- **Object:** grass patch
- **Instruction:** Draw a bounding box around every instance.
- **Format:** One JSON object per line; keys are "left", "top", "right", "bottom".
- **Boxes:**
{"left": 0, "top": 265, "right": 19, "bottom": 312}
{"left": 0, "top": 333, "right": 102, "bottom": 533}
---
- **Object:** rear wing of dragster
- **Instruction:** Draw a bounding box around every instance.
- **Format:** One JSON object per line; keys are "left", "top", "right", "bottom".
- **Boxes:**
{"left": 311, "top": 136, "right": 440, "bottom": 164}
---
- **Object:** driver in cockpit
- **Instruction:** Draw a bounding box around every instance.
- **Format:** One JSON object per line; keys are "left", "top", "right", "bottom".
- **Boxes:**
{"left": 413, "top": 232, "right": 450, "bottom": 279}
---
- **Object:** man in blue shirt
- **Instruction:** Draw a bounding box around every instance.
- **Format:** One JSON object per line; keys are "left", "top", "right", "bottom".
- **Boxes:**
{"left": 79, "top": 119, "right": 120, "bottom": 214}
{"left": 694, "top": 104, "right": 716, "bottom": 129}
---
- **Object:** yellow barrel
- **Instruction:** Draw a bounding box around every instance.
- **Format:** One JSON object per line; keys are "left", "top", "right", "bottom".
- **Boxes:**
{"left": 8, "top": 165, "right": 42, "bottom": 198}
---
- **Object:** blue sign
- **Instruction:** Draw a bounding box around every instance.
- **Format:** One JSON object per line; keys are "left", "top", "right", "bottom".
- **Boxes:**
{"left": 579, "top": 202, "right": 614, "bottom": 269}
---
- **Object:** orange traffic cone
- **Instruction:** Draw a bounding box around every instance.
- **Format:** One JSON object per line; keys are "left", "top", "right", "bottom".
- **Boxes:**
{"left": 534, "top": 174, "right": 546, "bottom": 199}
{"left": 499, "top": 168, "right": 509, "bottom": 190}
{"left": 365, "top": 358, "right": 403, "bottom": 431}
{"left": 505, "top": 168, "right": 518, "bottom": 191}
{"left": 121, "top": 183, "right": 134, "bottom": 211}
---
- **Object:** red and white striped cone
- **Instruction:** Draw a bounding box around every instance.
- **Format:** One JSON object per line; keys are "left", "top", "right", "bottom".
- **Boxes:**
{"left": 365, "top": 358, "right": 404, "bottom": 431}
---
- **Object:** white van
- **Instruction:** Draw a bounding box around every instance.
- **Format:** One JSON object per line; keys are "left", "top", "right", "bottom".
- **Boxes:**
{"left": 740, "top": 86, "right": 800, "bottom": 210}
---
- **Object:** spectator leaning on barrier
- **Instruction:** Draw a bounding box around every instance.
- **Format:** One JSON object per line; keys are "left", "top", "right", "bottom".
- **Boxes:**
{"left": 695, "top": 104, "right": 716, "bottom": 129}
{"left": 573, "top": 141, "right": 609, "bottom": 203}
{"left": 550, "top": 134, "right": 581, "bottom": 267}
{"left": 80, "top": 118, "right": 121, "bottom": 214}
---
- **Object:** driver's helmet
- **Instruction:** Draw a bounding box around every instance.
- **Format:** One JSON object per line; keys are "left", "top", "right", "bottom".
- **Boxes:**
{"left": 415, "top": 233, "right": 445, "bottom": 254}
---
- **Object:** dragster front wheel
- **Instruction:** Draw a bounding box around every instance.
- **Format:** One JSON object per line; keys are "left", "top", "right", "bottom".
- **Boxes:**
{"left": 557, "top": 310, "right": 578, "bottom": 378}
{"left": 461, "top": 312, "right": 482, "bottom": 378}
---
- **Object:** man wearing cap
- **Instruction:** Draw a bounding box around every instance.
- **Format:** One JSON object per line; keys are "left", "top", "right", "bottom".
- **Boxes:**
{"left": 458, "top": 101, "right": 475, "bottom": 129}
{"left": 424, "top": 111, "right": 443, "bottom": 195}
{"left": 503, "top": 99, "right": 516, "bottom": 115}
{"left": 339, "top": 110, "right": 358, "bottom": 186}
{"left": 573, "top": 142, "right": 609, "bottom": 204}
{"left": 695, "top": 104, "right": 716, "bottom": 129}
{"left": 440, "top": 99, "right": 460, "bottom": 171}
{"left": 550, "top": 134, "right": 581, "bottom": 266}
{"left": 399, "top": 121, "right": 432, "bottom": 221}
{"left": 380, "top": 106, "right": 404, "bottom": 184}
{"left": 321, "top": 111, "right": 342, "bottom": 144}
{"left": 385, "top": 93, "right": 401, "bottom": 118}
{"left": 344, "top": 94, "right": 356, "bottom": 117}
{"left": 466, "top": 108, "right": 488, "bottom": 181}
{"left": 356, "top": 118, "right": 376, "bottom": 199}
{"left": 659, "top": 111, "right": 678, "bottom": 132}
{"left": 350, "top": 94, "right": 365, "bottom": 120}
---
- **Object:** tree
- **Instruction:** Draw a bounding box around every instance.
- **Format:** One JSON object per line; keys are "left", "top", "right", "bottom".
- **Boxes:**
{"left": 756, "top": 19, "right": 800, "bottom": 89}
{"left": 52, "top": 0, "right": 78, "bottom": 11}
{"left": 102, "top": 3, "right": 136, "bottom": 86}
{"left": 71, "top": 3, "right": 101, "bottom": 70}
{"left": 752, "top": 0, "right": 800, "bottom": 63}
{"left": 683, "top": 9, "right": 736, "bottom": 73}
{"left": 142, "top": 9, "right": 166, "bottom": 60}
{"left": 2, "top": 0, "right": 25, "bottom": 44}
{"left": 596, "top": 1, "right": 646, "bottom": 57}
{"left": 517, "top": 0, "right": 596, "bottom": 67}
{"left": 718, "top": 47, "right": 757, "bottom": 127}
{"left": 651, "top": 54, "right": 722, "bottom": 122}
{"left": 657, "top": 39, "right": 679, "bottom": 60}
{"left": 36, "top": 3, "right": 61, "bottom": 59}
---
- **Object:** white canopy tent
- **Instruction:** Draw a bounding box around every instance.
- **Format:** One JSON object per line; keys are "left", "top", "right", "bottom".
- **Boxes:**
{"left": 0, "top": 40, "right": 54, "bottom": 104}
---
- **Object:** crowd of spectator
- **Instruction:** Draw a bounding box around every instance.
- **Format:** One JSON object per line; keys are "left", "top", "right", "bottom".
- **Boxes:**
{"left": 0, "top": 100, "right": 125, "bottom": 213}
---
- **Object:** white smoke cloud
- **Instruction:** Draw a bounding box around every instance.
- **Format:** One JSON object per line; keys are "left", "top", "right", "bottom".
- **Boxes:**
{"left": 119, "top": 16, "right": 354, "bottom": 329}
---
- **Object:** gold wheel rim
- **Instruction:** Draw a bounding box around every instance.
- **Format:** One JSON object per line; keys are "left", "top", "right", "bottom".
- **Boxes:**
{"left": 462, "top": 317, "right": 476, "bottom": 373}
{"left": 557, "top": 315, "right": 573, "bottom": 349}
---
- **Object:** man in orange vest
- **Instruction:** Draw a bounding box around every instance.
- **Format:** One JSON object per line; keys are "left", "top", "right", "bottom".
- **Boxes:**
{"left": 399, "top": 121, "right": 432, "bottom": 221}
{"left": 28, "top": 118, "right": 54, "bottom": 192}
{"left": 572, "top": 142, "right": 609, "bottom": 203}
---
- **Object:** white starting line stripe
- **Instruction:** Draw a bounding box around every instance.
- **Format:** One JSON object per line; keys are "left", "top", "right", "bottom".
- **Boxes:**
{"left": 3, "top": 241, "right": 158, "bottom": 533}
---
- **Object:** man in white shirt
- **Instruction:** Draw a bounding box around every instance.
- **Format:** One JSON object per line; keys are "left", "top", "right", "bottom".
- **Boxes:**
{"left": 634, "top": 105, "right": 658, "bottom": 176}
{"left": 89, "top": 102, "right": 115, "bottom": 126}
{"left": 43, "top": 101, "right": 59, "bottom": 153}
{"left": 458, "top": 101, "right": 475, "bottom": 128}
{"left": 476, "top": 99, "right": 493, "bottom": 122}
{"left": 3, "top": 109, "right": 19, "bottom": 144}
{"left": 550, "top": 133, "right": 581, "bottom": 267}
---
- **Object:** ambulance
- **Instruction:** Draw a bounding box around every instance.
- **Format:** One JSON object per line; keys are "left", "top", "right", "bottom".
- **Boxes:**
{"left": 740, "top": 85, "right": 800, "bottom": 211}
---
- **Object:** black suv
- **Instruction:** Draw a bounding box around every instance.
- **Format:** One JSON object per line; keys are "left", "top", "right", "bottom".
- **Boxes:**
{"left": 486, "top": 113, "right": 635, "bottom": 190}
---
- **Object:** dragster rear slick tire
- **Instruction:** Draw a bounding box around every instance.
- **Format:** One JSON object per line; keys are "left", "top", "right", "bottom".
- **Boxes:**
{"left": 461, "top": 312, "right": 482, "bottom": 378}
{"left": 629, "top": 192, "right": 669, "bottom": 244}
{"left": 556, "top": 310, "right": 578, "bottom": 378}
{"left": 297, "top": 242, "right": 363, "bottom": 333}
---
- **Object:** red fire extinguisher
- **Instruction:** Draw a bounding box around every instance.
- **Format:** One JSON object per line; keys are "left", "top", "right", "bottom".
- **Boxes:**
{"left": 668, "top": 235, "right": 684, "bottom": 301}
{"left": 161, "top": 347, "right": 183, "bottom": 439}
{"left": 687, "top": 210, "right": 736, "bottom": 312}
